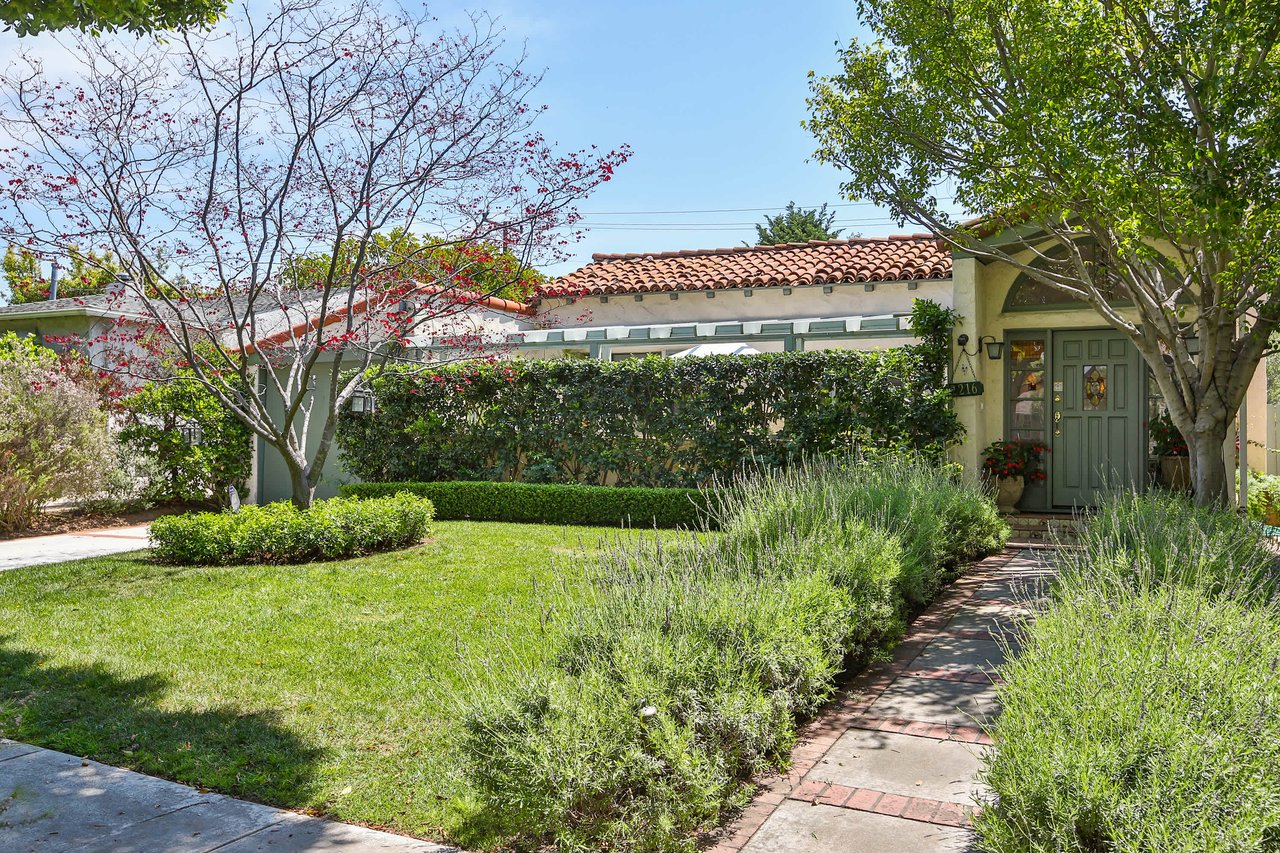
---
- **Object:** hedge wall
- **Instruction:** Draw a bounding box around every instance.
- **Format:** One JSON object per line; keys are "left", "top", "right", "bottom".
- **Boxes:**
{"left": 340, "top": 481, "right": 711, "bottom": 528}
{"left": 337, "top": 311, "right": 960, "bottom": 488}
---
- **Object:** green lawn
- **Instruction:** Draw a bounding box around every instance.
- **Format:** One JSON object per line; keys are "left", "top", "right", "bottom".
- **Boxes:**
{"left": 0, "top": 520, "right": 685, "bottom": 847}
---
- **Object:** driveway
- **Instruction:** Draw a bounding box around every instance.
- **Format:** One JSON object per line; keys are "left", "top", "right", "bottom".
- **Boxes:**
{"left": 0, "top": 524, "right": 151, "bottom": 571}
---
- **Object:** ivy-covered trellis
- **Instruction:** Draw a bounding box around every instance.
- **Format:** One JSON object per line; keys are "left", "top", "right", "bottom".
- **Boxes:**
{"left": 337, "top": 300, "right": 962, "bottom": 487}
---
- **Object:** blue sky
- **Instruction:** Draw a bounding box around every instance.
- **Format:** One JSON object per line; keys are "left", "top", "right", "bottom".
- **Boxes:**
{"left": 436, "top": 0, "right": 907, "bottom": 274}
{"left": 0, "top": 1, "right": 922, "bottom": 278}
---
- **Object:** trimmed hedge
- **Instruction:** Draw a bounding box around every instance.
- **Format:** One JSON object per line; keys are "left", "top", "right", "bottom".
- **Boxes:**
{"left": 459, "top": 455, "right": 1008, "bottom": 850}
{"left": 336, "top": 304, "right": 961, "bottom": 489}
{"left": 339, "top": 480, "right": 711, "bottom": 528}
{"left": 149, "top": 493, "right": 433, "bottom": 565}
{"left": 977, "top": 494, "right": 1280, "bottom": 851}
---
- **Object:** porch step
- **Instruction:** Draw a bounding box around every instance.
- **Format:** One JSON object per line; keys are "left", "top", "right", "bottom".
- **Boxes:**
{"left": 1002, "top": 513, "right": 1082, "bottom": 545}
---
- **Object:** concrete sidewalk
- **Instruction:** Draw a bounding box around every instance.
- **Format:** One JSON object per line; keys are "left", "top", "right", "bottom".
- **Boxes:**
{"left": 711, "top": 549, "right": 1054, "bottom": 853}
{"left": 0, "top": 525, "right": 151, "bottom": 572}
{"left": 0, "top": 741, "right": 453, "bottom": 852}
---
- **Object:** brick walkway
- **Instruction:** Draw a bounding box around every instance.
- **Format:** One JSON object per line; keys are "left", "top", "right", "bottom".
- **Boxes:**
{"left": 710, "top": 549, "right": 1053, "bottom": 853}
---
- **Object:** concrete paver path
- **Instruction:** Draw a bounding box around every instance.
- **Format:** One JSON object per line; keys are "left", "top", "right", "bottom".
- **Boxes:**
{"left": 0, "top": 525, "right": 151, "bottom": 572}
{"left": 712, "top": 549, "right": 1053, "bottom": 853}
{"left": 0, "top": 741, "right": 453, "bottom": 852}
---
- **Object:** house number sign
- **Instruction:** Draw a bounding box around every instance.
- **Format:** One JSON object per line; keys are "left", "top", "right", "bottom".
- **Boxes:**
{"left": 947, "top": 381, "right": 985, "bottom": 397}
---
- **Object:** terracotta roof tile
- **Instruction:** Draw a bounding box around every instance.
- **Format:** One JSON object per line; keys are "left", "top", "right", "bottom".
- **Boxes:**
{"left": 539, "top": 236, "right": 951, "bottom": 298}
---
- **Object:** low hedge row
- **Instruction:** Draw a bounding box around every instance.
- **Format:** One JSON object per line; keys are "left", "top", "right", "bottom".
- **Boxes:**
{"left": 459, "top": 455, "right": 1008, "bottom": 850}
{"left": 339, "top": 480, "right": 711, "bottom": 529}
{"left": 977, "top": 493, "right": 1280, "bottom": 851}
{"left": 149, "top": 492, "right": 434, "bottom": 565}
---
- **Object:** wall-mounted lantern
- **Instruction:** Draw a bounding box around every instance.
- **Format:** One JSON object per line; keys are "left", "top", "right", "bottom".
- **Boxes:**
{"left": 179, "top": 422, "right": 204, "bottom": 446}
{"left": 349, "top": 388, "right": 375, "bottom": 415}
{"left": 957, "top": 333, "right": 1005, "bottom": 361}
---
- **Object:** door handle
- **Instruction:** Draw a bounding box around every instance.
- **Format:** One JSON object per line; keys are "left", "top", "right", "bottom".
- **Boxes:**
{"left": 1054, "top": 411, "right": 1062, "bottom": 422}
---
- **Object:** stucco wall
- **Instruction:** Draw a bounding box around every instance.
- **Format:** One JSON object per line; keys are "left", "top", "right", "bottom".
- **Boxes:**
{"left": 951, "top": 248, "right": 1270, "bottom": 476}
{"left": 530, "top": 278, "right": 952, "bottom": 329}
{"left": 255, "top": 367, "right": 355, "bottom": 505}
{"left": 0, "top": 312, "right": 133, "bottom": 375}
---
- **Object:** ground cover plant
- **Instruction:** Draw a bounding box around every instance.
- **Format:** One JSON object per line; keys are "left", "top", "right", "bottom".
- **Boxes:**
{"left": 978, "top": 493, "right": 1280, "bottom": 851}
{"left": 149, "top": 493, "right": 433, "bottom": 565}
{"left": 714, "top": 455, "right": 1008, "bottom": 606}
{"left": 1065, "top": 490, "right": 1279, "bottom": 601}
{"left": 0, "top": 521, "right": 690, "bottom": 846}
{"left": 461, "top": 455, "right": 1008, "bottom": 850}
{"left": 340, "top": 481, "right": 712, "bottom": 529}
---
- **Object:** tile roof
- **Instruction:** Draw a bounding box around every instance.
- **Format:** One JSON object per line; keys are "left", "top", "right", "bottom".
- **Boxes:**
{"left": 540, "top": 235, "right": 952, "bottom": 298}
{"left": 0, "top": 295, "right": 109, "bottom": 316}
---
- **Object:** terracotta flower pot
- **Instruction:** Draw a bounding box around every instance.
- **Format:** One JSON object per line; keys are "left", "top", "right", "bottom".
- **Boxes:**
{"left": 995, "top": 475, "right": 1025, "bottom": 515}
{"left": 1160, "top": 456, "right": 1191, "bottom": 492}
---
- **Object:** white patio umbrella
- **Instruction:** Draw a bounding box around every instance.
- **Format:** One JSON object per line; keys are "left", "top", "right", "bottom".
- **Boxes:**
{"left": 669, "top": 342, "right": 761, "bottom": 358}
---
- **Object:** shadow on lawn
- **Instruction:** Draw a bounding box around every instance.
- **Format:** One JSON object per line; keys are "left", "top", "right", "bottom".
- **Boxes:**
{"left": 0, "top": 638, "right": 325, "bottom": 808}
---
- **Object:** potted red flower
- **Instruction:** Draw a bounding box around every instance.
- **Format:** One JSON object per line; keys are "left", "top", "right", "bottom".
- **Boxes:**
{"left": 981, "top": 440, "right": 1048, "bottom": 514}
{"left": 1149, "top": 410, "right": 1190, "bottom": 491}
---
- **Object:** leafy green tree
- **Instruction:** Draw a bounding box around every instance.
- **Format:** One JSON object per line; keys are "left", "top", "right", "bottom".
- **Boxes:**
{"left": 754, "top": 202, "right": 843, "bottom": 245}
{"left": 284, "top": 228, "right": 546, "bottom": 305}
{"left": 2, "top": 245, "right": 121, "bottom": 304}
{"left": 0, "top": 247, "right": 37, "bottom": 306}
{"left": 806, "top": 0, "right": 1280, "bottom": 506}
{"left": 1, "top": 0, "right": 224, "bottom": 36}
{"left": 118, "top": 376, "right": 252, "bottom": 508}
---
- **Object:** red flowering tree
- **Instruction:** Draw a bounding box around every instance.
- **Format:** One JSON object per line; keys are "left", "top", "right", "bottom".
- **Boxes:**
{"left": 0, "top": 0, "right": 627, "bottom": 508}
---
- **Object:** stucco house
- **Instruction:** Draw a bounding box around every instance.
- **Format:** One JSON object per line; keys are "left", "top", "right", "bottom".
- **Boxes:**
{"left": 501, "top": 234, "right": 1265, "bottom": 511}
{"left": 2, "top": 231, "right": 1267, "bottom": 510}
{"left": 0, "top": 294, "right": 124, "bottom": 364}
{"left": 518, "top": 235, "right": 949, "bottom": 359}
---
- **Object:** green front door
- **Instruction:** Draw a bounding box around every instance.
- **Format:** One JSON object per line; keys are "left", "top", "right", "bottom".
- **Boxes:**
{"left": 1050, "top": 330, "right": 1143, "bottom": 507}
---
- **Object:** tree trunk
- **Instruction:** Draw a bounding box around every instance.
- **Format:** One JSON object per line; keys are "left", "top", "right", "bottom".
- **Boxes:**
{"left": 1187, "top": 423, "right": 1230, "bottom": 508}
{"left": 286, "top": 461, "right": 315, "bottom": 510}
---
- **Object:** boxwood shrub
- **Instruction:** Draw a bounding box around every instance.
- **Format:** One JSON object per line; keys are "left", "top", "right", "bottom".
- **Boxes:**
{"left": 459, "top": 454, "right": 1008, "bottom": 850}
{"left": 149, "top": 492, "right": 433, "bottom": 565}
{"left": 340, "top": 480, "right": 711, "bottom": 529}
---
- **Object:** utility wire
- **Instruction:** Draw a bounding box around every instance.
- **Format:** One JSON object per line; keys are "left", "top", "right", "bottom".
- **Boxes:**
{"left": 577, "top": 199, "right": 954, "bottom": 216}
{"left": 577, "top": 216, "right": 911, "bottom": 228}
